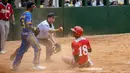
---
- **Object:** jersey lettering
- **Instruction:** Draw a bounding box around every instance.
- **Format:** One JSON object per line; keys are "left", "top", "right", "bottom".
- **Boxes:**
{"left": 79, "top": 45, "right": 88, "bottom": 56}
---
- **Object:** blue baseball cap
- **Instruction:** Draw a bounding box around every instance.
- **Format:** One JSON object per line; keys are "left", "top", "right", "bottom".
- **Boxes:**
{"left": 26, "top": 2, "right": 35, "bottom": 9}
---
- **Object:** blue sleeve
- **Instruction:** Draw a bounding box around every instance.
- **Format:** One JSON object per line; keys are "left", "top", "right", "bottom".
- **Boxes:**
{"left": 25, "top": 12, "right": 32, "bottom": 25}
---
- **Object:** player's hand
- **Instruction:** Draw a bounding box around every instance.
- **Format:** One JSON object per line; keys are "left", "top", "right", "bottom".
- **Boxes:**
{"left": 58, "top": 27, "right": 63, "bottom": 32}
{"left": 11, "top": 20, "right": 15, "bottom": 26}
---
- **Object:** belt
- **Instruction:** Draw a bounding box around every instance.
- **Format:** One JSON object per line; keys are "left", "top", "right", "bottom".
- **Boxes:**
{"left": 0, "top": 19, "right": 9, "bottom": 21}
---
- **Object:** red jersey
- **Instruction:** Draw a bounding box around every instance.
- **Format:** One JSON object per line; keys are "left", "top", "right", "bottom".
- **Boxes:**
{"left": 0, "top": 2, "right": 14, "bottom": 20}
{"left": 71, "top": 37, "right": 91, "bottom": 65}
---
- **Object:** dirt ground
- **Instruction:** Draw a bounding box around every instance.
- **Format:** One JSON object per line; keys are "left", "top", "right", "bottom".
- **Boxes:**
{"left": 0, "top": 33, "right": 130, "bottom": 73}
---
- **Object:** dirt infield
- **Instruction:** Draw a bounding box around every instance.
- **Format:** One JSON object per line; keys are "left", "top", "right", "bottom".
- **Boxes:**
{"left": 0, "top": 33, "right": 130, "bottom": 73}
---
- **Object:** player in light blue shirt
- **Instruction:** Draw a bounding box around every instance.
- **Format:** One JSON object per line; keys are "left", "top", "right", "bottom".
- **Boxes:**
{"left": 11, "top": 2, "right": 46, "bottom": 71}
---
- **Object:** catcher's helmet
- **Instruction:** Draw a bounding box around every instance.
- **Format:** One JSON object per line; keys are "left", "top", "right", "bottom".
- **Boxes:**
{"left": 71, "top": 26, "right": 83, "bottom": 36}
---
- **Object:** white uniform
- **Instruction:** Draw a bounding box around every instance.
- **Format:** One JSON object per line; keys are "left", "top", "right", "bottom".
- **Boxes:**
{"left": 37, "top": 20, "right": 55, "bottom": 60}
{"left": 37, "top": 20, "right": 54, "bottom": 39}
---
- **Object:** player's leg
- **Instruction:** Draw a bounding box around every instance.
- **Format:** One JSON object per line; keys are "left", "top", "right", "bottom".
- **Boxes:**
{"left": 10, "top": 47, "right": 20, "bottom": 61}
{"left": 85, "top": 55, "right": 94, "bottom": 67}
{"left": 4, "top": 21, "right": 10, "bottom": 49}
{"left": 79, "top": 60, "right": 93, "bottom": 68}
{"left": 62, "top": 56, "right": 76, "bottom": 67}
{"left": 78, "top": 55, "right": 94, "bottom": 68}
{"left": 12, "top": 32, "right": 30, "bottom": 71}
{"left": 62, "top": 56, "right": 93, "bottom": 68}
{"left": 29, "top": 33, "right": 41, "bottom": 65}
{"left": 38, "top": 38, "right": 53, "bottom": 60}
{"left": 10, "top": 33, "right": 30, "bottom": 60}
{"left": 45, "top": 39, "right": 53, "bottom": 60}
{"left": 0, "top": 20, "right": 6, "bottom": 53}
{"left": 29, "top": 32, "right": 46, "bottom": 70}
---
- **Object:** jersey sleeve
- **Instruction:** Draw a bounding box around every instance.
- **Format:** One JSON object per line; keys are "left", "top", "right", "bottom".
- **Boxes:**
{"left": 71, "top": 41, "right": 80, "bottom": 55}
{"left": 10, "top": 4, "right": 14, "bottom": 14}
{"left": 25, "top": 13, "right": 32, "bottom": 25}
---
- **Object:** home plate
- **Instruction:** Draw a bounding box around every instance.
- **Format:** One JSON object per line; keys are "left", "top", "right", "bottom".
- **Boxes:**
{"left": 78, "top": 67, "right": 103, "bottom": 72}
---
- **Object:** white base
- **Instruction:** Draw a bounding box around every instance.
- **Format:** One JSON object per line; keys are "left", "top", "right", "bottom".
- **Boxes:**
{"left": 78, "top": 67, "right": 103, "bottom": 72}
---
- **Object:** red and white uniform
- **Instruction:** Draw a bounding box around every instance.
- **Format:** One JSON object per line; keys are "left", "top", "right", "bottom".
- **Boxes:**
{"left": 0, "top": 2, "right": 14, "bottom": 52}
{"left": 0, "top": 2, "right": 14, "bottom": 20}
{"left": 71, "top": 37, "right": 91, "bottom": 65}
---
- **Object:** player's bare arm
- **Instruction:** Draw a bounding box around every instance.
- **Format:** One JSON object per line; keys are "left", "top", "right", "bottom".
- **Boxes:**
{"left": 11, "top": 14, "right": 15, "bottom": 25}
{"left": 48, "top": 27, "right": 63, "bottom": 33}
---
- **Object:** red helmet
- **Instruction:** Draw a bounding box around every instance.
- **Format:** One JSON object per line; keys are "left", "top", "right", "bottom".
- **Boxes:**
{"left": 71, "top": 26, "right": 84, "bottom": 36}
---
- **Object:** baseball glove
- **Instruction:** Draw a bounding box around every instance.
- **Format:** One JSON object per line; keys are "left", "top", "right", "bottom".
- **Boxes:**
{"left": 32, "top": 27, "right": 40, "bottom": 36}
{"left": 53, "top": 43, "right": 61, "bottom": 54}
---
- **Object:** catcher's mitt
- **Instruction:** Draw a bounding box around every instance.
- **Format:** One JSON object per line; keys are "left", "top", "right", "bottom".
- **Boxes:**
{"left": 53, "top": 43, "right": 61, "bottom": 54}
